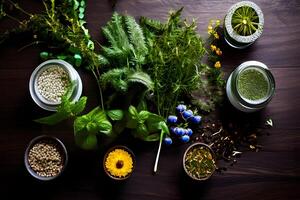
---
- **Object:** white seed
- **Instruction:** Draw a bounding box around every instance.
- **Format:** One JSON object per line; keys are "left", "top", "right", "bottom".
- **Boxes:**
{"left": 37, "top": 65, "right": 70, "bottom": 103}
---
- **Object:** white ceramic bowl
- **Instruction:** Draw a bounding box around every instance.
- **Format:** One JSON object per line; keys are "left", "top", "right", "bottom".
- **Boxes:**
{"left": 29, "top": 59, "right": 83, "bottom": 111}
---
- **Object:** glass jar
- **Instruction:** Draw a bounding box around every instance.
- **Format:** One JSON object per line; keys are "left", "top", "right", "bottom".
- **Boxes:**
{"left": 226, "top": 61, "right": 275, "bottom": 112}
{"left": 224, "top": 1, "right": 264, "bottom": 49}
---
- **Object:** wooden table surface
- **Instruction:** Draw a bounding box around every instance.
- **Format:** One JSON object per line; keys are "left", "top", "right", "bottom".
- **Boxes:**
{"left": 0, "top": 0, "right": 299, "bottom": 199}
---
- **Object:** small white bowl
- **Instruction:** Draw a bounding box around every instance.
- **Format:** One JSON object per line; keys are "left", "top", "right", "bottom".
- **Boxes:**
{"left": 29, "top": 59, "right": 83, "bottom": 111}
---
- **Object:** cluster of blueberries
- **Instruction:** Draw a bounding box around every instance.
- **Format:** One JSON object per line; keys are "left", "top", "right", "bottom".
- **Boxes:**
{"left": 164, "top": 104, "right": 202, "bottom": 145}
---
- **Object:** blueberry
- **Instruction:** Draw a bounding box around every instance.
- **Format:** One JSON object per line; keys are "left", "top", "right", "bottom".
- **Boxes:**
{"left": 191, "top": 115, "right": 202, "bottom": 124}
{"left": 164, "top": 137, "right": 173, "bottom": 145}
{"left": 186, "top": 128, "right": 193, "bottom": 136}
{"left": 174, "top": 127, "right": 185, "bottom": 136}
{"left": 167, "top": 115, "right": 178, "bottom": 124}
{"left": 182, "top": 110, "right": 193, "bottom": 119}
{"left": 176, "top": 104, "right": 187, "bottom": 113}
{"left": 181, "top": 135, "right": 190, "bottom": 143}
{"left": 170, "top": 127, "right": 176, "bottom": 134}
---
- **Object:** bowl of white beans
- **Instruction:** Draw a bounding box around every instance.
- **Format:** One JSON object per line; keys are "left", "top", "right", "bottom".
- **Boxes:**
{"left": 29, "top": 59, "right": 82, "bottom": 111}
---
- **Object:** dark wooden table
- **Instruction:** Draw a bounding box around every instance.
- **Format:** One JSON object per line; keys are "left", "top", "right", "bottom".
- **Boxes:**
{"left": 0, "top": 0, "right": 299, "bottom": 199}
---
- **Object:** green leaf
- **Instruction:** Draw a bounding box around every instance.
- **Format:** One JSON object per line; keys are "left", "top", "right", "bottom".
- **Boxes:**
{"left": 74, "top": 106, "right": 111, "bottom": 137}
{"left": 75, "top": 133, "right": 98, "bottom": 150}
{"left": 137, "top": 100, "right": 147, "bottom": 112}
{"left": 74, "top": 115, "right": 90, "bottom": 133}
{"left": 138, "top": 110, "right": 150, "bottom": 121}
{"left": 128, "top": 105, "right": 139, "bottom": 118}
{"left": 34, "top": 112, "right": 70, "bottom": 125}
{"left": 159, "top": 121, "right": 170, "bottom": 136}
{"left": 107, "top": 109, "right": 124, "bottom": 121}
{"left": 124, "top": 15, "right": 148, "bottom": 64}
{"left": 126, "top": 117, "right": 138, "bottom": 129}
{"left": 86, "top": 122, "right": 98, "bottom": 133}
{"left": 144, "top": 133, "right": 160, "bottom": 141}
{"left": 98, "top": 120, "right": 112, "bottom": 135}
{"left": 70, "top": 96, "right": 87, "bottom": 116}
{"left": 136, "top": 123, "right": 148, "bottom": 138}
{"left": 35, "top": 82, "right": 87, "bottom": 125}
{"left": 127, "top": 71, "right": 154, "bottom": 91}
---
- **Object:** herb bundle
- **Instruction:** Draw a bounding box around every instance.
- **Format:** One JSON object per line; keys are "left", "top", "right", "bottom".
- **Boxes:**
{"left": 1, "top": 2, "right": 223, "bottom": 151}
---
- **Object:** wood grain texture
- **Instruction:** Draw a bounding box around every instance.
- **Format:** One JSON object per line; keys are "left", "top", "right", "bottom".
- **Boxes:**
{"left": 0, "top": 0, "right": 299, "bottom": 200}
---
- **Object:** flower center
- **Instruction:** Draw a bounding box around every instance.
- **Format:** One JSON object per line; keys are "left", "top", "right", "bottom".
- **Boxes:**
{"left": 116, "top": 160, "right": 124, "bottom": 169}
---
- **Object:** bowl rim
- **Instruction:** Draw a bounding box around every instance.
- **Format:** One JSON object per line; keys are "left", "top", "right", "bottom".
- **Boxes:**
{"left": 103, "top": 145, "right": 136, "bottom": 181}
{"left": 182, "top": 142, "right": 216, "bottom": 181}
{"left": 24, "top": 135, "right": 68, "bottom": 181}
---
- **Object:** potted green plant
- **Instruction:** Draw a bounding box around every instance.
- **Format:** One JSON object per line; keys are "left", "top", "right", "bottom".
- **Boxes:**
{"left": 224, "top": 1, "right": 264, "bottom": 49}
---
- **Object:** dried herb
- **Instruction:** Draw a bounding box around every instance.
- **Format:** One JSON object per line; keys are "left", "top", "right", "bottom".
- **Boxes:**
{"left": 184, "top": 145, "right": 216, "bottom": 179}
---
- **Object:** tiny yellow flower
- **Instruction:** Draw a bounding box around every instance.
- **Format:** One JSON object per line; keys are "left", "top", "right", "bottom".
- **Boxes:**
{"left": 216, "top": 48, "right": 222, "bottom": 56}
{"left": 214, "top": 61, "right": 221, "bottom": 68}
{"left": 210, "top": 45, "right": 217, "bottom": 51}
{"left": 216, "top": 20, "right": 221, "bottom": 26}
{"left": 214, "top": 33, "right": 219, "bottom": 39}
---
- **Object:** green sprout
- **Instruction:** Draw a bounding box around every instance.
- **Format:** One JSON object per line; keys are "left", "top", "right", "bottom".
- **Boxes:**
{"left": 231, "top": 6, "right": 259, "bottom": 36}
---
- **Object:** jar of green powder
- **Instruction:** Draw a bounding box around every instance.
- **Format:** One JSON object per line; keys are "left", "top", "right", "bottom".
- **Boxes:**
{"left": 226, "top": 61, "right": 275, "bottom": 112}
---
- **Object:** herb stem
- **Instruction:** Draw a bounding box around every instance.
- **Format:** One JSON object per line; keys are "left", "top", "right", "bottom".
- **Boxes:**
{"left": 92, "top": 69, "right": 105, "bottom": 110}
{"left": 7, "top": 0, "right": 32, "bottom": 17}
{"left": 17, "top": 41, "right": 44, "bottom": 52}
{"left": 153, "top": 130, "right": 163, "bottom": 174}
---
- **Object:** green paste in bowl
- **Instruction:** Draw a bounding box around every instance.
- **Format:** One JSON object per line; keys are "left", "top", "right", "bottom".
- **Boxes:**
{"left": 237, "top": 67, "right": 269, "bottom": 101}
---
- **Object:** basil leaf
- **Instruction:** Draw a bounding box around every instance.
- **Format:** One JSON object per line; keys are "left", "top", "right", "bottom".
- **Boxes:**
{"left": 75, "top": 132, "right": 97, "bottom": 150}
{"left": 128, "top": 105, "right": 139, "bottom": 119}
{"left": 138, "top": 110, "right": 150, "bottom": 121}
{"left": 144, "top": 133, "right": 160, "bottom": 142}
{"left": 34, "top": 112, "right": 70, "bottom": 125}
{"left": 107, "top": 109, "right": 124, "bottom": 121}
{"left": 98, "top": 120, "right": 112, "bottom": 135}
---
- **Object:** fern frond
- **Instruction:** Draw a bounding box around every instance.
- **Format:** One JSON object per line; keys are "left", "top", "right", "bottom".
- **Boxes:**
{"left": 100, "top": 68, "right": 132, "bottom": 92}
{"left": 127, "top": 71, "right": 154, "bottom": 91}
{"left": 125, "top": 15, "right": 148, "bottom": 65}
{"left": 140, "top": 17, "right": 164, "bottom": 33}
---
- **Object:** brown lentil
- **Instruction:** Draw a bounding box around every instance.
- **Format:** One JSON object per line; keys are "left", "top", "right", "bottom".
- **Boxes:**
{"left": 28, "top": 141, "right": 64, "bottom": 177}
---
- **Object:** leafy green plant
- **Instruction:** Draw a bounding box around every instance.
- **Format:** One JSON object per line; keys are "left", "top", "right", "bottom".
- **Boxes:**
{"left": 74, "top": 107, "right": 113, "bottom": 150}
{"left": 35, "top": 84, "right": 87, "bottom": 125}
{"left": 126, "top": 105, "right": 169, "bottom": 141}
{"left": 1, "top": 2, "right": 225, "bottom": 154}
{"left": 231, "top": 6, "right": 259, "bottom": 36}
{"left": 140, "top": 8, "right": 223, "bottom": 115}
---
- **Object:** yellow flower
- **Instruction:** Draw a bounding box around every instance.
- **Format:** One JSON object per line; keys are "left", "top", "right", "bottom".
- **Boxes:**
{"left": 214, "top": 61, "right": 221, "bottom": 68}
{"left": 216, "top": 48, "right": 222, "bottom": 56}
{"left": 214, "top": 33, "right": 219, "bottom": 39}
{"left": 105, "top": 148, "right": 133, "bottom": 178}
{"left": 210, "top": 45, "right": 217, "bottom": 51}
{"left": 207, "top": 25, "right": 213, "bottom": 34}
{"left": 216, "top": 20, "right": 221, "bottom": 26}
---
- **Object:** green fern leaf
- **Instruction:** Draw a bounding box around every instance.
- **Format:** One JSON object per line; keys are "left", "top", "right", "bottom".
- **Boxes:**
{"left": 124, "top": 15, "right": 148, "bottom": 65}
{"left": 100, "top": 68, "right": 132, "bottom": 92}
{"left": 127, "top": 71, "right": 154, "bottom": 91}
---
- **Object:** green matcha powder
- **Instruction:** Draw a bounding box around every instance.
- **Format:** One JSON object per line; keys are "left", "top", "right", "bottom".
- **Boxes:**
{"left": 237, "top": 68, "right": 269, "bottom": 101}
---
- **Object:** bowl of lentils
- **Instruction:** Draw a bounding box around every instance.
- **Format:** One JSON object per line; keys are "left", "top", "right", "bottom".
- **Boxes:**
{"left": 29, "top": 59, "right": 82, "bottom": 111}
{"left": 183, "top": 142, "right": 216, "bottom": 181}
{"left": 24, "top": 135, "right": 68, "bottom": 181}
